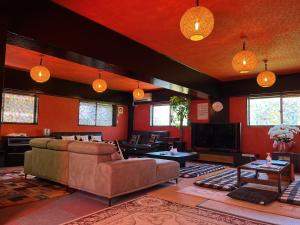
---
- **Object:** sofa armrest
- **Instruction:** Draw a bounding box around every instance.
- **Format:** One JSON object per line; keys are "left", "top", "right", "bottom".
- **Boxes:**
{"left": 95, "top": 158, "right": 157, "bottom": 197}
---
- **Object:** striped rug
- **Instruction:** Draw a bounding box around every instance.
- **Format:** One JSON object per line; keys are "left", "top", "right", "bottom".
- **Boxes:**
{"left": 180, "top": 164, "right": 225, "bottom": 178}
{"left": 194, "top": 169, "right": 256, "bottom": 191}
{"left": 280, "top": 180, "right": 300, "bottom": 205}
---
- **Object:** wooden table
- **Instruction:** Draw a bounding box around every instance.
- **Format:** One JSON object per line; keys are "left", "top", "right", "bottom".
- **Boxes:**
{"left": 237, "top": 160, "right": 292, "bottom": 194}
{"left": 144, "top": 151, "right": 198, "bottom": 167}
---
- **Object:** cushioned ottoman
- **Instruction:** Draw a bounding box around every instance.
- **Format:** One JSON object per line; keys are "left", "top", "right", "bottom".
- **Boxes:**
{"left": 154, "top": 159, "right": 180, "bottom": 182}
{"left": 280, "top": 180, "right": 300, "bottom": 205}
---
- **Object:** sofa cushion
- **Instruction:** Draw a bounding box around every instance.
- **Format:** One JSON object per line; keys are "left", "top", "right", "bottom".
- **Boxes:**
{"left": 47, "top": 139, "right": 74, "bottom": 151}
{"left": 129, "top": 134, "right": 140, "bottom": 144}
{"left": 76, "top": 135, "right": 89, "bottom": 142}
{"left": 149, "top": 134, "right": 160, "bottom": 143}
{"left": 90, "top": 135, "right": 102, "bottom": 142}
{"left": 61, "top": 135, "right": 76, "bottom": 141}
{"left": 30, "top": 138, "right": 52, "bottom": 149}
{"left": 68, "top": 141, "right": 116, "bottom": 155}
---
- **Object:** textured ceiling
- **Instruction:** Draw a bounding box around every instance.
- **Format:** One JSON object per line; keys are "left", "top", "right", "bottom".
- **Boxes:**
{"left": 55, "top": 0, "right": 300, "bottom": 81}
{"left": 5, "top": 44, "right": 160, "bottom": 92}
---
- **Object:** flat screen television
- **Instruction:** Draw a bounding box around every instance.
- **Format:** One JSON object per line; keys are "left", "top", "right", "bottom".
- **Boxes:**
{"left": 192, "top": 123, "right": 241, "bottom": 153}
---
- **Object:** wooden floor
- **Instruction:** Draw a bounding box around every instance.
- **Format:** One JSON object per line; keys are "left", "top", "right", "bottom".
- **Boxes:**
{"left": 149, "top": 164, "right": 300, "bottom": 224}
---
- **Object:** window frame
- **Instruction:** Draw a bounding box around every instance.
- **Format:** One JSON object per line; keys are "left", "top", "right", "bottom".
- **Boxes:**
{"left": 150, "top": 103, "right": 188, "bottom": 127}
{"left": 247, "top": 94, "right": 300, "bottom": 127}
{"left": 78, "top": 100, "right": 117, "bottom": 127}
{"left": 1, "top": 91, "right": 39, "bottom": 125}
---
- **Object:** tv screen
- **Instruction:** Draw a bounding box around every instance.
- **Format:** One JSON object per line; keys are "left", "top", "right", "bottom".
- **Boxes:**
{"left": 192, "top": 123, "right": 241, "bottom": 152}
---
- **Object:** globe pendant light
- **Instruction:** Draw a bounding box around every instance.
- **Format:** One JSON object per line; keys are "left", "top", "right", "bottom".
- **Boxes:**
{"left": 133, "top": 81, "right": 144, "bottom": 100}
{"left": 257, "top": 59, "right": 276, "bottom": 88}
{"left": 232, "top": 37, "right": 257, "bottom": 74}
{"left": 180, "top": 0, "right": 214, "bottom": 41}
{"left": 30, "top": 55, "right": 50, "bottom": 83}
{"left": 92, "top": 73, "right": 107, "bottom": 93}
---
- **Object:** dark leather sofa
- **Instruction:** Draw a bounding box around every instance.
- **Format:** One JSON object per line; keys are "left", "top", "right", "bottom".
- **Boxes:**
{"left": 120, "top": 130, "right": 169, "bottom": 157}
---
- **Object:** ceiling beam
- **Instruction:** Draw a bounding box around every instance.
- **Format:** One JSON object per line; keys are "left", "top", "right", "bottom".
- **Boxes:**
{"left": 3, "top": 0, "right": 220, "bottom": 99}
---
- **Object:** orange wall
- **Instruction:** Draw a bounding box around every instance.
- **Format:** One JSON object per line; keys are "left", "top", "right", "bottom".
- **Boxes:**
{"left": 1, "top": 94, "right": 128, "bottom": 140}
{"left": 133, "top": 100, "right": 209, "bottom": 150}
{"left": 230, "top": 96, "right": 300, "bottom": 158}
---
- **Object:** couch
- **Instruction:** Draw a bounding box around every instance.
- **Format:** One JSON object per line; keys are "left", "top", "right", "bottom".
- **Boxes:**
{"left": 24, "top": 138, "right": 179, "bottom": 205}
{"left": 120, "top": 130, "right": 169, "bottom": 156}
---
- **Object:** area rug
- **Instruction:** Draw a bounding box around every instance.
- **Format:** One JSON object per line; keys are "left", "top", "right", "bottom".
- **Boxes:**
{"left": 180, "top": 164, "right": 225, "bottom": 178}
{"left": 63, "top": 196, "right": 271, "bottom": 225}
{"left": 194, "top": 169, "right": 256, "bottom": 191}
{"left": 280, "top": 179, "right": 300, "bottom": 205}
{"left": 0, "top": 167, "right": 70, "bottom": 208}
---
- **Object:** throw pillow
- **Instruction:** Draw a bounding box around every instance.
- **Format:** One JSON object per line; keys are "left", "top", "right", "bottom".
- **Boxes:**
{"left": 76, "top": 135, "right": 89, "bottom": 142}
{"left": 149, "top": 134, "right": 160, "bottom": 143}
{"left": 61, "top": 135, "right": 75, "bottom": 141}
{"left": 90, "top": 135, "right": 102, "bottom": 142}
{"left": 129, "top": 134, "right": 140, "bottom": 145}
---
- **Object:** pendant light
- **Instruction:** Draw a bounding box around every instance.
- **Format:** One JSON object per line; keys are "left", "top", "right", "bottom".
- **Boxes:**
{"left": 92, "top": 72, "right": 107, "bottom": 93}
{"left": 30, "top": 55, "right": 50, "bottom": 83}
{"left": 133, "top": 81, "right": 144, "bottom": 100}
{"left": 232, "top": 36, "right": 257, "bottom": 74}
{"left": 257, "top": 59, "right": 276, "bottom": 88}
{"left": 180, "top": 0, "right": 214, "bottom": 41}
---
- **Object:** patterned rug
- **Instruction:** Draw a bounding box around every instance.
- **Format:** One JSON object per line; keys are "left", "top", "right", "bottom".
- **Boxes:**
{"left": 180, "top": 164, "right": 225, "bottom": 178}
{"left": 194, "top": 169, "right": 256, "bottom": 191}
{"left": 0, "top": 167, "right": 70, "bottom": 208}
{"left": 63, "top": 196, "right": 271, "bottom": 225}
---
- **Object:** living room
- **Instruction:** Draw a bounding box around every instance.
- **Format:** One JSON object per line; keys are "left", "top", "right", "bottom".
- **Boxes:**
{"left": 0, "top": 0, "right": 300, "bottom": 224}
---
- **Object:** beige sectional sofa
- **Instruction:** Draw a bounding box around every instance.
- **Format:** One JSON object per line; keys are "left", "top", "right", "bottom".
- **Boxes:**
{"left": 24, "top": 138, "right": 179, "bottom": 205}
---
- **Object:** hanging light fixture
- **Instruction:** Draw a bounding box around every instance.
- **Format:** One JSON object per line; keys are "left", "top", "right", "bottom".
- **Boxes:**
{"left": 180, "top": 0, "right": 214, "bottom": 41}
{"left": 257, "top": 59, "right": 276, "bottom": 88}
{"left": 30, "top": 55, "right": 50, "bottom": 83}
{"left": 92, "top": 72, "right": 107, "bottom": 93}
{"left": 232, "top": 36, "right": 258, "bottom": 74}
{"left": 133, "top": 81, "right": 144, "bottom": 100}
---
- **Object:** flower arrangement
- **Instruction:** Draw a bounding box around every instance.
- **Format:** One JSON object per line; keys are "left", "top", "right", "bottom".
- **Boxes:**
{"left": 268, "top": 124, "right": 300, "bottom": 152}
{"left": 268, "top": 124, "right": 300, "bottom": 142}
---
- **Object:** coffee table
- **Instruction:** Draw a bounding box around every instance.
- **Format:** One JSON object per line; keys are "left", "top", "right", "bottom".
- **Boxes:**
{"left": 237, "top": 160, "right": 292, "bottom": 194}
{"left": 144, "top": 151, "right": 198, "bottom": 167}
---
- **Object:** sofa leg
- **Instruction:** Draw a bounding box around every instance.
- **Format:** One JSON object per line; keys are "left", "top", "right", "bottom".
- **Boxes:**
{"left": 24, "top": 174, "right": 27, "bottom": 180}
{"left": 108, "top": 198, "right": 113, "bottom": 206}
{"left": 175, "top": 178, "right": 178, "bottom": 184}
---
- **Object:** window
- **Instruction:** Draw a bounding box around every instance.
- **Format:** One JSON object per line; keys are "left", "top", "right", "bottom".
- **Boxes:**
{"left": 150, "top": 104, "right": 188, "bottom": 126}
{"left": 247, "top": 95, "right": 300, "bottom": 126}
{"left": 79, "top": 101, "right": 115, "bottom": 126}
{"left": 1, "top": 92, "right": 38, "bottom": 124}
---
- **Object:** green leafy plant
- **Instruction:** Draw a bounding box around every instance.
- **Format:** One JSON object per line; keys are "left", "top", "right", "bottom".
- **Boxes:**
{"left": 170, "top": 96, "right": 191, "bottom": 141}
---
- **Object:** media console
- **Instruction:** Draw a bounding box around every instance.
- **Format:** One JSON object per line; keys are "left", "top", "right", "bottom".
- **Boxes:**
{"left": 197, "top": 151, "right": 242, "bottom": 166}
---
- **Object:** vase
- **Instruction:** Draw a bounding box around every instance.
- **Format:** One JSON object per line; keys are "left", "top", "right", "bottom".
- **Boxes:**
{"left": 273, "top": 141, "right": 294, "bottom": 152}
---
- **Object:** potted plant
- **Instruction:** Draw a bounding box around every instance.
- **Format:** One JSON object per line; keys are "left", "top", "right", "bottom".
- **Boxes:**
{"left": 170, "top": 96, "right": 191, "bottom": 142}
{"left": 268, "top": 124, "right": 300, "bottom": 152}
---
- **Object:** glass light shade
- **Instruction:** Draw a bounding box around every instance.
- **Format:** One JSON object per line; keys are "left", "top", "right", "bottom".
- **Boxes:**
{"left": 257, "top": 70, "right": 276, "bottom": 88}
{"left": 212, "top": 101, "right": 223, "bottom": 112}
{"left": 232, "top": 50, "right": 258, "bottom": 73}
{"left": 30, "top": 65, "right": 50, "bottom": 83}
{"left": 92, "top": 79, "right": 107, "bottom": 92}
{"left": 133, "top": 88, "right": 144, "bottom": 100}
{"left": 180, "top": 6, "right": 214, "bottom": 41}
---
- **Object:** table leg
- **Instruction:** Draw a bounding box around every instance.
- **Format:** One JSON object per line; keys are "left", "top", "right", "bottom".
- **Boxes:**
{"left": 278, "top": 173, "right": 282, "bottom": 194}
{"left": 237, "top": 167, "right": 241, "bottom": 188}
{"left": 179, "top": 160, "right": 185, "bottom": 168}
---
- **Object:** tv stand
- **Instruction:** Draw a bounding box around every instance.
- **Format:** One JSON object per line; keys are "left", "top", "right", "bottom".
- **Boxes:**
{"left": 197, "top": 151, "right": 242, "bottom": 167}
